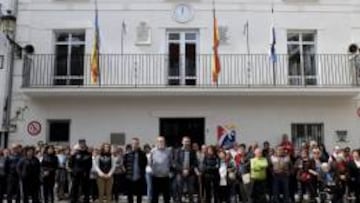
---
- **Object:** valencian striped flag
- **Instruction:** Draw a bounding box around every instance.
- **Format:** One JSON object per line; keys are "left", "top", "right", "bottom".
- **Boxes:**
{"left": 212, "top": 4, "right": 221, "bottom": 84}
{"left": 90, "top": 0, "right": 100, "bottom": 84}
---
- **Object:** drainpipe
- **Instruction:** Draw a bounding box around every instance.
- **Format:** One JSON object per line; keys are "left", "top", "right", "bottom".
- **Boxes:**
{"left": 1, "top": 0, "right": 19, "bottom": 148}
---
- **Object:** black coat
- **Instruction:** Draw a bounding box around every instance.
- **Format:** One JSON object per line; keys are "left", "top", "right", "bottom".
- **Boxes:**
{"left": 202, "top": 155, "right": 220, "bottom": 177}
{"left": 41, "top": 154, "right": 59, "bottom": 178}
{"left": 123, "top": 150, "right": 147, "bottom": 180}
{"left": 348, "top": 160, "right": 360, "bottom": 185}
{"left": 174, "top": 148, "right": 198, "bottom": 174}
{"left": 17, "top": 157, "right": 41, "bottom": 182}
{"left": 4, "top": 154, "right": 21, "bottom": 179}
{"left": 68, "top": 150, "right": 92, "bottom": 176}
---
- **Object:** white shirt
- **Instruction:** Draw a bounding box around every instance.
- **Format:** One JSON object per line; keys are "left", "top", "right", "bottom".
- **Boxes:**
{"left": 146, "top": 153, "right": 152, "bottom": 173}
{"left": 219, "top": 162, "right": 227, "bottom": 186}
{"left": 355, "top": 160, "right": 360, "bottom": 168}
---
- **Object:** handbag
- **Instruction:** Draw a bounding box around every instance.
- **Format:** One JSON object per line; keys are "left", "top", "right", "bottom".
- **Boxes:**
{"left": 242, "top": 173, "right": 251, "bottom": 184}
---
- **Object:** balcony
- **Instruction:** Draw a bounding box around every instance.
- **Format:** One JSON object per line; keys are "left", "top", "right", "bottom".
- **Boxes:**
{"left": 22, "top": 54, "right": 360, "bottom": 97}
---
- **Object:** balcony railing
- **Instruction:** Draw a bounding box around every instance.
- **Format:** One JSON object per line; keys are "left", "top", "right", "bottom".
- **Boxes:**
{"left": 22, "top": 54, "right": 360, "bottom": 88}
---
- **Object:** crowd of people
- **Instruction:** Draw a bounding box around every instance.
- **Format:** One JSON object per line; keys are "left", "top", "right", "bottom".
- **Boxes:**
{"left": 0, "top": 134, "right": 360, "bottom": 203}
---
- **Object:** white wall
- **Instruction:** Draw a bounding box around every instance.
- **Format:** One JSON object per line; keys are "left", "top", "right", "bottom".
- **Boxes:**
{"left": 15, "top": 0, "right": 359, "bottom": 54}
{"left": 8, "top": 0, "right": 359, "bottom": 88}
{"left": 9, "top": 96, "right": 360, "bottom": 150}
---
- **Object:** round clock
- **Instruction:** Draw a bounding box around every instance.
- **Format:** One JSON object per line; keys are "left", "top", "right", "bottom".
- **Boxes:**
{"left": 173, "top": 4, "right": 194, "bottom": 23}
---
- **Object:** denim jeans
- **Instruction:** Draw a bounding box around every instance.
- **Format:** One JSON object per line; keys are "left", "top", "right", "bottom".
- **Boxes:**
{"left": 272, "top": 174, "right": 290, "bottom": 203}
{"left": 146, "top": 172, "right": 152, "bottom": 201}
{"left": 175, "top": 174, "right": 196, "bottom": 202}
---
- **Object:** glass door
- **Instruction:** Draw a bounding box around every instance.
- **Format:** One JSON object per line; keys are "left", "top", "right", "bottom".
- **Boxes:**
{"left": 287, "top": 31, "right": 317, "bottom": 86}
{"left": 167, "top": 31, "right": 198, "bottom": 86}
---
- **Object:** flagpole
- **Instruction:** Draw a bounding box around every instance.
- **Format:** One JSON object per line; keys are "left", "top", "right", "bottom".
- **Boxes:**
{"left": 95, "top": 0, "right": 101, "bottom": 87}
{"left": 121, "top": 20, "right": 125, "bottom": 56}
{"left": 245, "top": 21, "right": 250, "bottom": 56}
{"left": 213, "top": 0, "right": 216, "bottom": 87}
{"left": 244, "top": 20, "right": 251, "bottom": 87}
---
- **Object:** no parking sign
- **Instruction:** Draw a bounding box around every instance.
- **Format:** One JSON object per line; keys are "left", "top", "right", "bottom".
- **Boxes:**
{"left": 27, "top": 121, "right": 42, "bottom": 136}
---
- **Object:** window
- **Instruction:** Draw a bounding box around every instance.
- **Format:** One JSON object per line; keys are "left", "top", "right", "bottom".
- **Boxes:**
{"left": 287, "top": 31, "right": 317, "bottom": 86}
{"left": 291, "top": 123, "right": 323, "bottom": 148}
{"left": 48, "top": 120, "right": 70, "bottom": 143}
{"left": 54, "top": 31, "right": 85, "bottom": 86}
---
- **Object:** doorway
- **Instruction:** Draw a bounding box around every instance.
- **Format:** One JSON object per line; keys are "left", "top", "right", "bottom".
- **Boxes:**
{"left": 159, "top": 118, "right": 205, "bottom": 148}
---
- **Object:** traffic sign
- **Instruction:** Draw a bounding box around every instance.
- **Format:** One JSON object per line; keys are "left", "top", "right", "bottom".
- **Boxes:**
{"left": 27, "top": 121, "right": 42, "bottom": 136}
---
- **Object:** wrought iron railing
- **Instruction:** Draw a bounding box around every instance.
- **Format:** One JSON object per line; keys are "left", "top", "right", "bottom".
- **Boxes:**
{"left": 22, "top": 54, "right": 360, "bottom": 88}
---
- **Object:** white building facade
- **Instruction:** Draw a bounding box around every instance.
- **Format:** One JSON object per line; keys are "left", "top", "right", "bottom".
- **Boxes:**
{"left": 1, "top": 0, "right": 360, "bottom": 148}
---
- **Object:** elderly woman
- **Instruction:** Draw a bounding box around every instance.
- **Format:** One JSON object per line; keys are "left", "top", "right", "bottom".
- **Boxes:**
{"left": 295, "top": 149, "right": 317, "bottom": 202}
{"left": 270, "top": 146, "right": 292, "bottom": 203}
{"left": 250, "top": 148, "right": 269, "bottom": 203}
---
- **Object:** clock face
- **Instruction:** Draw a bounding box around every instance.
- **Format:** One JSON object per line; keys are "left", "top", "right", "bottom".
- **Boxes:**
{"left": 173, "top": 4, "right": 194, "bottom": 23}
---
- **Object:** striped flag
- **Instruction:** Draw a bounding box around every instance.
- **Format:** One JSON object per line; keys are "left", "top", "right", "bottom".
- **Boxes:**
{"left": 212, "top": 3, "right": 221, "bottom": 84}
{"left": 90, "top": 0, "right": 100, "bottom": 84}
{"left": 270, "top": 8, "right": 277, "bottom": 63}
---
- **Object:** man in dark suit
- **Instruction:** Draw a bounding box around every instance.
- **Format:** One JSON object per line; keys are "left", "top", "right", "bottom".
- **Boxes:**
{"left": 123, "top": 137, "right": 147, "bottom": 203}
{"left": 68, "top": 139, "right": 92, "bottom": 203}
{"left": 174, "top": 136, "right": 200, "bottom": 203}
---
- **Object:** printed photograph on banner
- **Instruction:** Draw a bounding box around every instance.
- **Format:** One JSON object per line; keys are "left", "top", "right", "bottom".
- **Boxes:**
{"left": 217, "top": 124, "right": 237, "bottom": 149}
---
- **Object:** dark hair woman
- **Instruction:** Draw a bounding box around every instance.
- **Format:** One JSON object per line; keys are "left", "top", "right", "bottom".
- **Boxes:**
{"left": 41, "top": 145, "right": 59, "bottom": 203}
{"left": 94, "top": 143, "right": 116, "bottom": 203}
{"left": 202, "top": 145, "right": 219, "bottom": 203}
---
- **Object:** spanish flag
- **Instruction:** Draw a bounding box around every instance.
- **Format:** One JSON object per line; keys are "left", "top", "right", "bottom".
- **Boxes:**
{"left": 90, "top": 0, "right": 100, "bottom": 84}
{"left": 212, "top": 5, "right": 221, "bottom": 84}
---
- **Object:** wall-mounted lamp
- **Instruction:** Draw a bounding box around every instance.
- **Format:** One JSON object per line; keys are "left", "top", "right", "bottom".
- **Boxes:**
{"left": 1, "top": 10, "right": 35, "bottom": 58}
{"left": 0, "top": 10, "right": 16, "bottom": 36}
